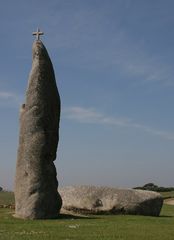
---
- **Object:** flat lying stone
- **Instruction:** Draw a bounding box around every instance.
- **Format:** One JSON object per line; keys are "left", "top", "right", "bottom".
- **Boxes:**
{"left": 60, "top": 185, "right": 163, "bottom": 216}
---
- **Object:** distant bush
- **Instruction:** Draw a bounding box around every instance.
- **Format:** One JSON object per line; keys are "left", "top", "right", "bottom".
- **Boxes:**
{"left": 0, "top": 187, "right": 3, "bottom": 192}
{"left": 133, "top": 183, "right": 174, "bottom": 192}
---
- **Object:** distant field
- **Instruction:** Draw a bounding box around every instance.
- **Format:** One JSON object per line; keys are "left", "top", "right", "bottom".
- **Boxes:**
{"left": 160, "top": 191, "right": 174, "bottom": 199}
{"left": 0, "top": 191, "right": 174, "bottom": 240}
{"left": 0, "top": 191, "right": 14, "bottom": 205}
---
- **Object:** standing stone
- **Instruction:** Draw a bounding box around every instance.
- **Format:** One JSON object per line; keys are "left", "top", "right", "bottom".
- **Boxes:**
{"left": 14, "top": 39, "right": 62, "bottom": 219}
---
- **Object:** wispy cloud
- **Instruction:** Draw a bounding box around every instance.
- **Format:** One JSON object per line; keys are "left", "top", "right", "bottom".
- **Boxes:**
{"left": 63, "top": 106, "right": 174, "bottom": 141}
{"left": 111, "top": 43, "right": 174, "bottom": 86}
{"left": 46, "top": 3, "right": 174, "bottom": 87}
{"left": 0, "top": 91, "right": 22, "bottom": 106}
{"left": 0, "top": 91, "right": 17, "bottom": 99}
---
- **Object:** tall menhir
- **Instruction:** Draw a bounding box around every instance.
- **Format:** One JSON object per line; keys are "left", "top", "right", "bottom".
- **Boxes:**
{"left": 14, "top": 29, "right": 62, "bottom": 219}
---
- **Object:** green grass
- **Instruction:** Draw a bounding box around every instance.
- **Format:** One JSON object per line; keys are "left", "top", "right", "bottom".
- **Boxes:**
{"left": 0, "top": 192, "right": 14, "bottom": 205}
{"left": 0, "top": 205, "right": 173, "bottom": 240}
{"left": 160, "top": 191, "right": 174, "bottom": 199}
{"left": 0, "top": 192, "right": 174, "bottom": 240}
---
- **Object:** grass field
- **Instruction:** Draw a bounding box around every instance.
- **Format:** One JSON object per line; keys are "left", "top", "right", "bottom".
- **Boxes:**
{"left": 0, "top": 191, "right": 174, "bottom": 240}
{"left": 0, "top": 192, "right": 14, "bottom": 205}
{"left": 160, "top": 191, "right": 174, "bottom": 199}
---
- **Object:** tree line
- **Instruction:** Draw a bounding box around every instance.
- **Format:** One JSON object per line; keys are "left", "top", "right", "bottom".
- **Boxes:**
{"left": 134, "top": 183, "right": 174, "bottom": 192}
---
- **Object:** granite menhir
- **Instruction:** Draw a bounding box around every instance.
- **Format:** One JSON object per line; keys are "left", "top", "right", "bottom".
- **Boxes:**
{"left": 14, "top": 40, "right": 62, "bottom": 219}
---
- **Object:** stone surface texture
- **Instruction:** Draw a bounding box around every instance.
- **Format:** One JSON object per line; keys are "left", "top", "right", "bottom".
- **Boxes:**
{"left": 14, "top": 40, "right": 62, "bottom": 219}
{"left": 60, "top": 185, "right": 163, "bottom": 216}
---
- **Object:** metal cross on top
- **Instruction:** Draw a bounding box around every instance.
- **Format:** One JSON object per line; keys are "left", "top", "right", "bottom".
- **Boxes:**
{"left": 32, "top": 28, "right": 44, "bottom": 41}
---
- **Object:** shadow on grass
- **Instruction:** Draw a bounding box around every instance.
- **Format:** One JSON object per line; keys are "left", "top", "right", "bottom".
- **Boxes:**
{"left": 11, "top": 213, "right": 97, "bottom": 220}
{"left": 159, "top": 215, "right": 173, "bottom": 218}
{"left": 56, "top": 213, "right": 97, "bottom": 220}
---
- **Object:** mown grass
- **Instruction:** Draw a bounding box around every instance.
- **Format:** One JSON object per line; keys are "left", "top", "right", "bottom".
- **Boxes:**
{"left": 160, "top": 191, "right": 174, "bottom": 199}
{"left": 0, "top": 192, "right": 14, "bottom": 205}
{"left": 0, "top": 192, "right": 174, "bottom": 240}
{"left": 0, "top": 205, "right": 173, "bottom": 240}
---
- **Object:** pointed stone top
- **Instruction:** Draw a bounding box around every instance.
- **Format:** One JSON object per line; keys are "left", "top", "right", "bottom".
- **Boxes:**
{"left": 32, "top": 28, "right": 44, "bottom": 41}
{"left": 32, "top": 37, "right": 49, "bottom": 61}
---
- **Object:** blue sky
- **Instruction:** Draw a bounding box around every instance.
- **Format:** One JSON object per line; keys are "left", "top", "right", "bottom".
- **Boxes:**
{"left": 0, "top": 0, "right": 174, "bottom": 190}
